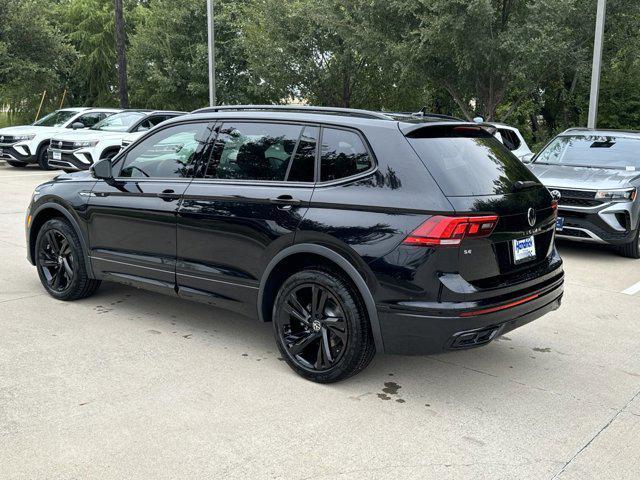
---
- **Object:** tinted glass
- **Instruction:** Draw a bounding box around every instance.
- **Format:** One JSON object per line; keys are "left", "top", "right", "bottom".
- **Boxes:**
{"left": 206, "top": 122, "right": 302, "bottom": 181}
{"left": 76, "top": 112, "right": 106, "bottom": 128}
{"left": 320, "top": 128, "right": 372, "bottom": 182}
{"left": 33, "top": 110, "right": 76, "bottom": 127}
{"left": 408, "top": 126, "right": 538, "bottom": 196}
{"left": 119, "top": 123, "right": 208, "bottom": 178}
{"left": 499, "top": 129, "right": 521, "bottom": 151}
{"left": 287, "top": 126, "right": 318, "bottom": 182}
{"left": 93, "top": 112, "right": 146, "bottom": 132}
{"left": 535, "top": 135, "right": 640, "bottom": 169}
{"left": 135, "top": 115, "right": 173, "bottom": 132}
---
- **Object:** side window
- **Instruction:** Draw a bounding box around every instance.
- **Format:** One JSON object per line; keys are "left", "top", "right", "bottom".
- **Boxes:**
{"left": 206, "top": 122, "right": 302, "bottom": 181}
{"left": 499, "top": 129, "right": 521, "bottom": 151}
{"left": 135, "top": 119, "right": 153, "bottom": 132}
{"left": 136, "top": 115, "right": 171, "bottom": 132}
{"left": 320, "top": 128, "right": 372, "bottom": 182}
{"left": 287, "top": 126, "right": 318, "bottom": 182}
{"left": 118, "top": 122, "right": 210, "bottom": 179}
{"left": 75, "top": 112, "right": 105, "bottom": 128}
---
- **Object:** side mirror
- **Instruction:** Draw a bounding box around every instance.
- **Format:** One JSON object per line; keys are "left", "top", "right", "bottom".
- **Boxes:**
{"left": 521, "top": 153, "right": 534, "bottom": 164}
{"left": 91, "top": 158, "right": 114, "bottom": 180}
{"left": 71, "top": 122, "right": 85, "bottom": 130}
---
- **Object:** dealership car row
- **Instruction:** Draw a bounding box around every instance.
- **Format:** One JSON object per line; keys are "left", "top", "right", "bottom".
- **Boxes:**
{"left": 2, "top": 104, "right": 637, "bottom": 257}
{"left": 2, "top": 104, "right": 639, "bottom": 382}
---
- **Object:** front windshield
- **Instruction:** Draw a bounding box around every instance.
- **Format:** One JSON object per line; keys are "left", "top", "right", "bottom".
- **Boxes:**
{"left": 535, "top": 135, "right": 640, "bottom": 170}
{"left": 92, "top": 112, "right": 146, "bottom": 132}
{"left": 33, "top": 110, "right": 77, "bottom": 127}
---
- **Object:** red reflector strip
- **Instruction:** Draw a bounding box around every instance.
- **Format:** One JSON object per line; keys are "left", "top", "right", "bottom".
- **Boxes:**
{"left": 459, "top": 294, "right": 540, "bottom": 317}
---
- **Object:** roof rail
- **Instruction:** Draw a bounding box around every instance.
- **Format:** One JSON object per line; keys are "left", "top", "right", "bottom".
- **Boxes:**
{"left": 192, "top": 104, "right": 395, "bottom": 120}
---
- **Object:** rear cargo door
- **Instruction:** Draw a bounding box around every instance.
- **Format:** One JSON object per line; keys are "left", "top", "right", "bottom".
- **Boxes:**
{"left": 405, "top": 125, "right": 556, "bottom": 282}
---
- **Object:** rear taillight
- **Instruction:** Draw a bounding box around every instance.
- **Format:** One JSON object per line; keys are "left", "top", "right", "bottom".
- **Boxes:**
{"left": 403, "top": 215, "right": 499, "bottom": 247}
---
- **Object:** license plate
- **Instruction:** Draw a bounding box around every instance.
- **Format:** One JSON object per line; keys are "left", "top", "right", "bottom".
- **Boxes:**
{"left": 513, "top": 235, "right": 536, "bottom": 264}
{"left": 556, "top": 217, "right": 565, "bottom": 232}
{"left": 53, "top": 151, "right": 61, "bottom": 160}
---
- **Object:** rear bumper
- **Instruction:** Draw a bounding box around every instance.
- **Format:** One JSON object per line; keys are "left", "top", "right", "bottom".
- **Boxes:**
{"left": 377, "top": 274, "right": 564, "bottom": 355}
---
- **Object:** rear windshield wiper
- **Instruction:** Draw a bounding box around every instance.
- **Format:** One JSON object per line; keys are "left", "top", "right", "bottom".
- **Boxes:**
{"left": 511, "top": 180, "right": 540, "bottom": 192}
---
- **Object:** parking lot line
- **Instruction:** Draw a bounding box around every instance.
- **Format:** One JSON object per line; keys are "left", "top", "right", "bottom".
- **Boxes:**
{"left": 621, "top": 281, "right": 640, "bottom": 296}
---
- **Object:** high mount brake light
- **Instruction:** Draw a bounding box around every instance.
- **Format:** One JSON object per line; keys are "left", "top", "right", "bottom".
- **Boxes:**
{"left": 403, "top": 215, "right": 499, "bottom": 247}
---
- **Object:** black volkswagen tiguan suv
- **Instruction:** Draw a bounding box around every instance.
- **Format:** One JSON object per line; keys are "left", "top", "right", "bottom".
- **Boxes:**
{"left": 26, "top": 105, "right": 564, "bottom": 382}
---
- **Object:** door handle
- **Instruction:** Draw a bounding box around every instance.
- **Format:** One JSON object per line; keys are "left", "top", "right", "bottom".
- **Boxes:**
{"left": 157, "top": 189, "right": 180, "bottom": 201}
{"left": 270, "top": 194, "right": 300, "bottom": 209}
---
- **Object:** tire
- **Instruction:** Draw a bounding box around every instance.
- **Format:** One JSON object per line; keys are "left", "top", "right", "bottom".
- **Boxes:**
{"left": 272, "top": 267, "right": 375, "bottom": 383}
{"left": 35, "top": 218, "right": 101, "bottom": 300}
{"left": 36, "top": 144, "right": 54, "bottom": 170}
{"left": 6, "top": 160, "right": 27, "bottom": 168}
{"left": 618, "top": 227, "right": 640, "bottom": 259}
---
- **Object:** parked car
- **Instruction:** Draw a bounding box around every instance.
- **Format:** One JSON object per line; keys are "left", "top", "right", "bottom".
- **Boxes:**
{"left": 489, "top": 123, "right": 533, "bottom": 161}
{"left": 526, "top": 128, "right": 640, "bottom": 258}
{"left": 47, "top": 110, "right": 185, "bottom": 171}
{"left": 0, "top": 108, "right": 120, "bottom": 169}
{"left": 26, "top": 105, "right": 564, "bottom": 382}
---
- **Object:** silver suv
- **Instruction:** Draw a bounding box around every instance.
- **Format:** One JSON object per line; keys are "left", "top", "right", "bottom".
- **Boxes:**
{"left": 527, "top": 128, "right": 640, "bottom": 258}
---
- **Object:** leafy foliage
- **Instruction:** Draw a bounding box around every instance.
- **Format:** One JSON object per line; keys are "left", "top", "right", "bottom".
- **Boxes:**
{"left": 0, "top": 0, "right": 639, "bottom": 147}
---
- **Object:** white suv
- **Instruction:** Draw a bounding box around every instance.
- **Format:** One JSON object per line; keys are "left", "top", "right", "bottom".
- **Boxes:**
{"left": 47, "top": 110, "right": 184, "bottom": 171}
{"left": 489, "top": 123, "right": 533, "bottom": 161}
{"left": 0, "top": 108, "right": 120, "bottom": 169}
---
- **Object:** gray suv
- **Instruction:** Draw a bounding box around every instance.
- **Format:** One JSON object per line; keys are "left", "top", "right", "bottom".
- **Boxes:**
{"left": 527, "top": 128, "right": 640, "bottom": 258}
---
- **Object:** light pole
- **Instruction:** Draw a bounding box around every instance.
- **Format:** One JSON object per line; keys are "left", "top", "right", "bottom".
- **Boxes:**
{"left": 207, "top": 0, "right": 216, "bottom": 107}
{"left": 587, "top": 0, "right": 606, "bottom": 129}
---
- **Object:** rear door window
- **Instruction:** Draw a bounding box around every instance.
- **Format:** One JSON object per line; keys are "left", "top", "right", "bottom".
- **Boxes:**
{"left": 205, "top": 122, "right": 310, "bottom": 182}
{"left": 407, "top": 125, "right": 538, "bottom": 196}
{"left": 320, "top": 128, "right": 372, "bottom": 182}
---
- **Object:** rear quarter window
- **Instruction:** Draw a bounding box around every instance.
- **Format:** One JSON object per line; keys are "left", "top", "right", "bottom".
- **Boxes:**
{"left": 407, "top": 126, "right": 538, "bottom": 196}
{"left": 320, "top": 128, "right": 373, "bottom": 182}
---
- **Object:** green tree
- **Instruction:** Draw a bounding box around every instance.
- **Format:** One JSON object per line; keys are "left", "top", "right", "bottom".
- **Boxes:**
{"left": 244, "top": 0, "right": 427, "bottom": 110}
{"left": 128, "top": 0, "right": 278, "bottom": 111}
{"left": 0, "top": 0, "right": 75, "bottom": 122}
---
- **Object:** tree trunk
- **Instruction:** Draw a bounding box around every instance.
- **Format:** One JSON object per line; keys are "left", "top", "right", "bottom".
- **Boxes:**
{"left": 114, "top": 0, "right": 129, "bottom": 108}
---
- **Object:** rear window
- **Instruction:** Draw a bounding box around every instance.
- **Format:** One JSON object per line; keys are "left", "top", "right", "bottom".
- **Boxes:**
{"left": 407, "top": 126, "right": 538, "bottom": 196}
{"left": 535, "top": 135, "right": 640, "bottom": 170}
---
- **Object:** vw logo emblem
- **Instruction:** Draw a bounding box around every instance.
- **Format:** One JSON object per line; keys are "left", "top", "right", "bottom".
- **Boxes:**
{"left": 58, "top": 141, "right": 63, "bottom": 149}
{"left": 550, "top": 190, "right": 561, "bottom": 201}
{"left": 0, "top": 136, "right": 4, "bottom": 142}
{"left": 527, "top": 208, "right": 537, "bottom": 227}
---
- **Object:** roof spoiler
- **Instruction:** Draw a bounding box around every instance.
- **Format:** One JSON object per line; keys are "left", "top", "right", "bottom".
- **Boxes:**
{"left": 401, "top": 122, "right": 498, "bottom": 137}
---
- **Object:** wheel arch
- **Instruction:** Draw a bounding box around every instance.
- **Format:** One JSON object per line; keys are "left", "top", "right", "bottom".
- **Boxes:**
{"left": 258, "top": 243, "right": 385, "bottom": 353}
{"left": 29, "top": 203, "right": 94, "bottom": 277}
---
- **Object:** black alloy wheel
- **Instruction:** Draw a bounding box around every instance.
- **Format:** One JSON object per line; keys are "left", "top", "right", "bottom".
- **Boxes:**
{"left": 35, "top": 218, "right": 101, "bottom": 300}
{"left": 38, "top": 229, "right": 75, "bottom": 292}
{"left": 273, "top": 268, "right": 375, "bottom": 383}
{"left": 278, "top": 283, "right": 348, "bottom": 371}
